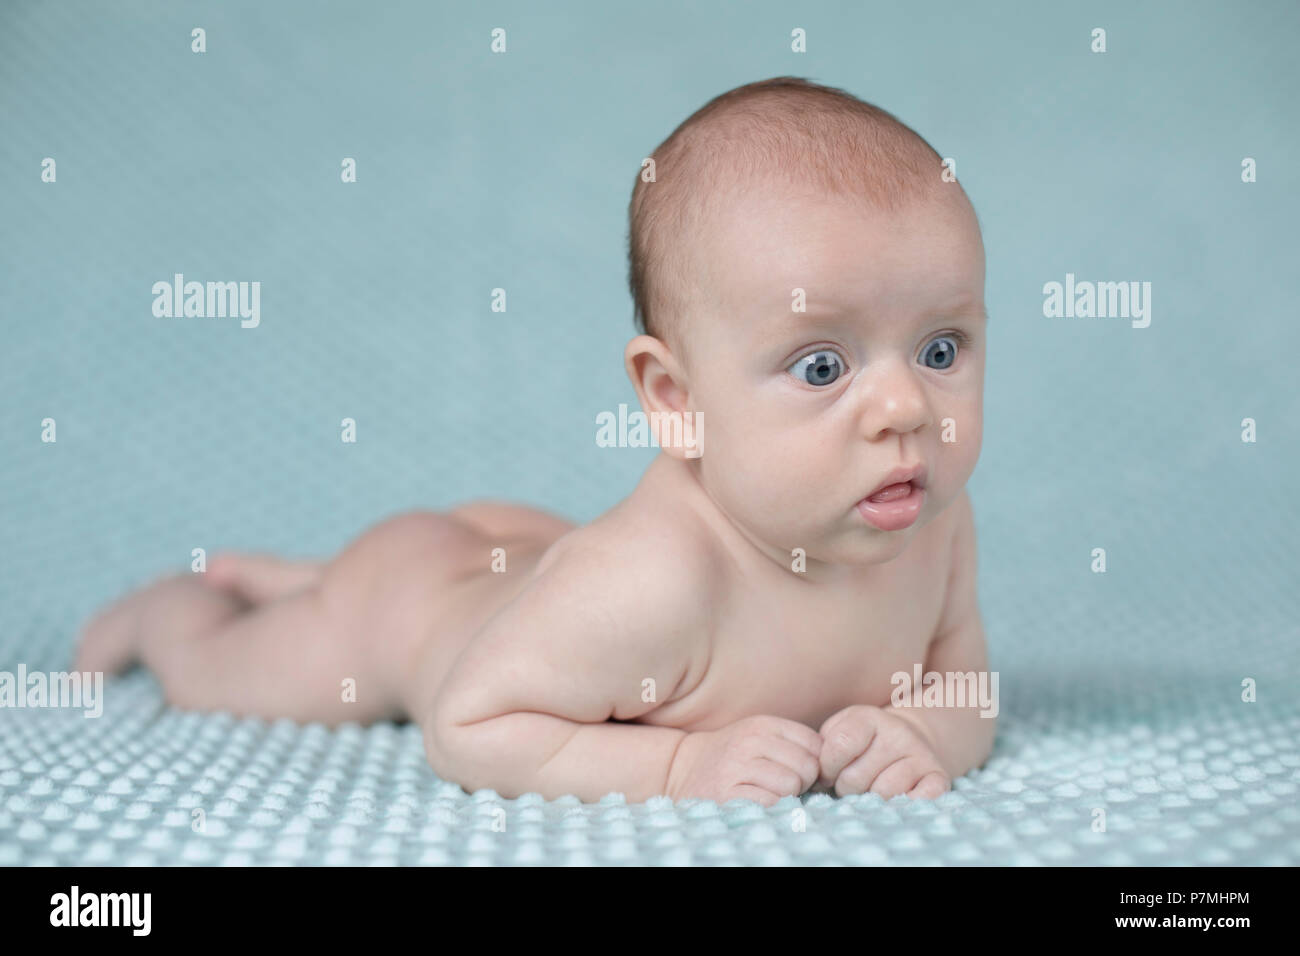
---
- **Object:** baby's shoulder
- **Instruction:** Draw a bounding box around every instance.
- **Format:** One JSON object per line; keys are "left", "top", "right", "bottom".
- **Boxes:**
{"left": 531, "top": 497, "right": 723, "bottom": 622}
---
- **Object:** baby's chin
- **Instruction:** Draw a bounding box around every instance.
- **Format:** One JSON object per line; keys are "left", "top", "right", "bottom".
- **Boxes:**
{"left": 804, "top": 503, "right": 941, "bottom": 566}
{"left": 742, "top": 517, "right": 921, "bottom": 571}
{"left": 816, "top": 525, "right": 920, "bottom": 567}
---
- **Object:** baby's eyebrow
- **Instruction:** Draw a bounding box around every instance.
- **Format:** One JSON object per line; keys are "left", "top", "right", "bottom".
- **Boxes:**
{"left": 753, "top": 303, "right": 986, "bottom": 353}
{"left": 917, "top": 299, "right": 987, "bottom": 326}
{"left": 778, "top": 300, "right": 988, "bottom": 325}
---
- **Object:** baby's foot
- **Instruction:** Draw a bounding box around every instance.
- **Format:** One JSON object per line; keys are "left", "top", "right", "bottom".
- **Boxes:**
{"left": 205, "top": 552, "right": 323, "bottom": 604}
{"left": 74, "top": 574, "right": 244, "bottom": 677}
{"left": 75, "top": 576, "right": 162, "bottom": 674}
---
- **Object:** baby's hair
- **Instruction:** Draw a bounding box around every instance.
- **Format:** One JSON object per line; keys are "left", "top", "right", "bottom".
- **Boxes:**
{"left": 627, "top": 76, "right": 948, "bottom": 347}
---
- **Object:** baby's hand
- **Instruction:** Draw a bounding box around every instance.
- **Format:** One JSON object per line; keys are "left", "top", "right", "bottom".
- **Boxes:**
{"left": 666, "top": 715, "right": 822, "bottom": 807}
{"left": 817, "top": 705, "right": 950, "bottom": 799}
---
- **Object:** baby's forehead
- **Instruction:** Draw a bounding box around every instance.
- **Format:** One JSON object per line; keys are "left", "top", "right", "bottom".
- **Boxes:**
{"left": 695, "top": 179, "right": 973, "bottom": 279}
{"left": 679, "top": 185, "right": 982, "bottom": 337}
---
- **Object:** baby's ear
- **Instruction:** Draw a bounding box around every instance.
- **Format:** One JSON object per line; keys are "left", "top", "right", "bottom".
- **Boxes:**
{"left": 624, "top": 334, "right": 688, "bottom": 414}
{"left": 623, "top": 335, "right": 702, "bottom": 461}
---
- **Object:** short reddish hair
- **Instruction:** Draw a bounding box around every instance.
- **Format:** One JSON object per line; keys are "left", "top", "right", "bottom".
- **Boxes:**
{"left": 627, "top": 77, "right": 949, "bottom": 347}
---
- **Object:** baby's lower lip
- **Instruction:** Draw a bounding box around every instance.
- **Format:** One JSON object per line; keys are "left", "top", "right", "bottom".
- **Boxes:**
{"left": 856, "top": 483, "right": 925, "bottom": 531}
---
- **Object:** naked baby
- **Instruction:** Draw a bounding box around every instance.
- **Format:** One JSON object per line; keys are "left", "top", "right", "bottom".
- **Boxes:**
{"left": 76, "top": 77, "right": 995, "bottom": 807}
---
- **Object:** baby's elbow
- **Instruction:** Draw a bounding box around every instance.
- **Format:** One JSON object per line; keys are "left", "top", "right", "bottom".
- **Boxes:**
{"left": 422, "top": 716, "right": 506, "bottom": 796}
{"left": 421, "top": 694, "right": 484, "bottom": 787}
{"left": 421, "top": 711, "right": 461, "bottom": 782}
{"left": 422, "top": 702, "right": 549, "bottom": 800}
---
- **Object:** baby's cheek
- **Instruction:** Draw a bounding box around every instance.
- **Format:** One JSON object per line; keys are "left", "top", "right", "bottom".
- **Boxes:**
{"left": 709, "top": 442, "right": 817, "bottom": 533}
{"left": 703, "top": 410, "right": 833, "bottom": 504}
{"left": 955, "top": 416, "right": 983, "bottom": 478}
{"left": 748, "top": 440, "right": 827, "bottom": 496}
{"left": 938, "top": 401, "right": 981, "bottom": 469}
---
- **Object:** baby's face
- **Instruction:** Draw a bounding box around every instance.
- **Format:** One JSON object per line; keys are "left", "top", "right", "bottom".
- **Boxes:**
{"left": 681, "top": 181, "right": 986, "bottom": 566}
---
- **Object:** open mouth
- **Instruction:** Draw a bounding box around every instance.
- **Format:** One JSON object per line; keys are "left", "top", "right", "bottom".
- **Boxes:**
{"left": 864, "top": 481, "right": 915, "bottom": 503}
{"left": 856, "top": 470, "right": 926, "bottom": 531}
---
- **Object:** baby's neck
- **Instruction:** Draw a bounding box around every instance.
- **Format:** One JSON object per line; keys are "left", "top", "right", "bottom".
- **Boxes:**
{"left": 649, "top": 454, "right": 881, "bottom": 588}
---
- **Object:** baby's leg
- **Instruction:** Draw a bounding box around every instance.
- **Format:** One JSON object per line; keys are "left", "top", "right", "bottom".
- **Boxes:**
{"left": 77, "top": 574, "right": 403, "bottom": 725}
{"left": 77, "top": 574, "right": 248, "bottom": 679}
{"left": 77, "top": 511, "right": 496, "bottom": 726}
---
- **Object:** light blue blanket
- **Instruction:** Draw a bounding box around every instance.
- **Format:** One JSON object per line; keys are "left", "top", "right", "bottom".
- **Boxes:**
{"left": 2, "top": 0, "right": 1297, "bottom": 864}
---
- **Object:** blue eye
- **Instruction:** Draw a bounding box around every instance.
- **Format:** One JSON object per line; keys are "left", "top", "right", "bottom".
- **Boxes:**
{"left": 920, "top": 336, "right": 959, "bottom": 370}
{"left": 787, "top": 349, "right": 845, "bottom": 386}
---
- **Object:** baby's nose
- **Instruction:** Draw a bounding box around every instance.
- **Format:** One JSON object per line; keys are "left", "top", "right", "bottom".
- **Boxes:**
{"left": 858, "top": 364, "right": 930, "bottom": 438}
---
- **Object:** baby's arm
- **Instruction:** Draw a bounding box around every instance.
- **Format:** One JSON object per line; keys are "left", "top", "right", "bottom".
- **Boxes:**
{"left": 420, "top": 545, "right": 702, "bottom": 803}
{"left": 420, "top": 542, "right": 822, "bottom": 805}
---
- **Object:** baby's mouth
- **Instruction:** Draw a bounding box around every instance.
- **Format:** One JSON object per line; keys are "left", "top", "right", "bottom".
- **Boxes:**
{"left": 855, "top": 483, "right": 925, "bottom": 531}
{"left": 855, "top": 464, "right": 928, "bottom": 531}
{"left": 864, "top": 482, "right": 915, "bottom": 503}
{"left": 862, "top": 463, "right": 928, "bottom": 501}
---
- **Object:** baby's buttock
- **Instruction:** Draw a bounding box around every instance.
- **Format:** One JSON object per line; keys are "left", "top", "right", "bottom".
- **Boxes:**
{"left": 407, "top": 537, "right": 554, "bottom": 709}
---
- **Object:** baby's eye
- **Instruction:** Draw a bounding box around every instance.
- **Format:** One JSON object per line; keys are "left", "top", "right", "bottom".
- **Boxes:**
{"left": 919, "top": 335, "right": 960, "bottom": 370}
{"left": 787, "top": 349, "right": 845, "bottom": 386}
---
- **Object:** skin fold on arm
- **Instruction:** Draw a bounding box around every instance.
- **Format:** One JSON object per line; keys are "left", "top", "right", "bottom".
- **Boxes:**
{"left": 420, "top": 543, "right": 710, "bottom": 803}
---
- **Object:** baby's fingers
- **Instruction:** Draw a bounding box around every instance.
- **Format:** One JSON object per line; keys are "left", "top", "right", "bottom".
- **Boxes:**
{"left": 737, "top": 756, "right": 809, "bottom": 801}
{"left": 860, "top": 755, "right": 947, "bottom": 800}
{"left": 835, "top": 745, "right": 911, "bottom": 798}
{"left": 907, "top": 771, "right": 951, "bottom": 800}
{"left": 755, "top": 715, "right": 823, "bottom": 756}
{"left": 818, "top": 717, "right": 878, "bottom": 789}
{"left": 753, "top": 737, "right": 821, "bottom": 794}
{"left": 726, "top": 785, "right": 784, "bottom": 808}
{"left": 869, "top": 757, "right": 948, "bottom": 800}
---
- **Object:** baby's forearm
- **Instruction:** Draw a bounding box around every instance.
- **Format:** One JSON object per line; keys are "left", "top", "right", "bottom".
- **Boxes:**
{"left": 428, "top": 710, "right": 689, "bottom": 803}
{"left": 891, "top": 703, "right": 996, "bottom": 780}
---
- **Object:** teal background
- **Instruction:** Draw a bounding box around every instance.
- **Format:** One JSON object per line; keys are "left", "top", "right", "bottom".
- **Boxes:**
{"left": 1, "top": 0, "right": 1296, "bottom": 864}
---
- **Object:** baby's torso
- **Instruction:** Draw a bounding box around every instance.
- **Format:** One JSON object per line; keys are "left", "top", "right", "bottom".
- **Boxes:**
{"left": 633, "top": 508, "right": 954, "bottom": 733}
{"left": 414, "top": 473, "right": 955, "bottom": 734}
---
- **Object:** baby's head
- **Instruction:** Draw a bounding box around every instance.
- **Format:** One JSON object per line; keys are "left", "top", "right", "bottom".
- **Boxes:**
{"left": 625, "top": 77, "right": 986, "bottom": 568}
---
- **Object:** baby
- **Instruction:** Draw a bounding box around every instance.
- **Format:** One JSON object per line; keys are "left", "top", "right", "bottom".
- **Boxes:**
{"left": 76, "top": 77, "right": 995, "bottom": 807}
